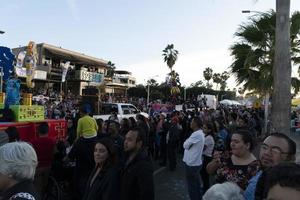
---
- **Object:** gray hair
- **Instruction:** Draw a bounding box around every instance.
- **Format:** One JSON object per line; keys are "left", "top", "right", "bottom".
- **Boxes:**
{"left": 0, "top": 142, "right": 38, "bottom": 180}
{"left": 203, "top": 182, "right": 244, "bottom": 200}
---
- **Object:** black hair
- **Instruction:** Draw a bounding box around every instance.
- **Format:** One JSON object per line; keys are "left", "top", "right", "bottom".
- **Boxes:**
{"left": 266, "top": 132, "right": 296, "bottom": 155}
{"left": 255, "top": 163, "right": 300, "bottom": 200}
{"left": 192, "top": 117, "right": 203, "bottom": 128}
{"left": 129, "top": 127, "right": 146, "bottom": 148}
{"left": 136, "top": 114, "right": 146, "bottom": 122}
{"left": 38, "top": 122, "right": 49, "bottom": 135}
{"left": 129, "top": 117, "right": 137, "bottom": 128}
{"left": 5, "top": 126, "right": 19, "bottom": 142}
{"left": 232, "top": 129, "right": 254, "bottom": 151}
{"left": 95, "top": 138, "right": 117, "bottom": 167}
{"left": 230, "top": 112, "right": 238, "bottom": 121}
{"left": 204, "top": 122, "right": 215, "bottom": 136}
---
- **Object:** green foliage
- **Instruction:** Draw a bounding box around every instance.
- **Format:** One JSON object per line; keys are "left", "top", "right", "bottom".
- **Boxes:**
{"left": 127, "top": 85, "right": 147, "bottom": 98}
{"left": 203, "top": 67, "right": 213, "bottom": 84}
{"left": 212, "top": 73, "right": 222, "bottom": 90}
{"left": 230, "top": 10, "right": 300, "bottom": 95}
{"left": 185, "top": 86, "right": 236, "bottom": 101}
{"left": 106, "top": 61, "right": 116, "bottom": 78}
{"left": 190, "top": 80, "right": 204, "bottom": 87}
{"left": 147, "top": 79, "right": 159, "bottom": 87}
{"left": 162, "top": 44, "right": 179, "bottom": 71}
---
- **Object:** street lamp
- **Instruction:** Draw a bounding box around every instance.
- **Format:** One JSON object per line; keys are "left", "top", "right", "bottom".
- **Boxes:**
{"left": 242, "top": 10, "right": 265, "bottom": 15}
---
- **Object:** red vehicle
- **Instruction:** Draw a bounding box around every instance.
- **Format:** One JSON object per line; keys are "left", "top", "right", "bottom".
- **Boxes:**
{"left": 0, "top": 119, "right": 67, "bottom": 142}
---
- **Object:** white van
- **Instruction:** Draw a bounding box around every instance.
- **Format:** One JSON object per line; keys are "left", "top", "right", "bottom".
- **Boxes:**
{"left": 93, "top": 103, "right": 149, "bottom": 121}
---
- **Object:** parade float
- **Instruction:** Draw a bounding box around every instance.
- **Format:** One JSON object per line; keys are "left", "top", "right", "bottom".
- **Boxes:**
{"left": 0, "top": 42, "right": 66, "bottom": 142}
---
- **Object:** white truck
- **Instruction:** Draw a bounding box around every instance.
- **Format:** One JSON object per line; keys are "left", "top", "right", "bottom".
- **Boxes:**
{"left": 93, "top": 103, "right": 149, "bottom": 121}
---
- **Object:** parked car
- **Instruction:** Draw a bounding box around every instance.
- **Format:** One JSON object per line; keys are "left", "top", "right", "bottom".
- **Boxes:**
{"left": 93, "top": 103, "right": 149, "bottom": 121}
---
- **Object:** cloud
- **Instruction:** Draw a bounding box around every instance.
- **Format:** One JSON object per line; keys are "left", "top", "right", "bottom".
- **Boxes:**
{"left": 65, "top": 0, "right": 80, "bottom": 21}
{"left": 126, "top": 48, "right": 237, "bottom": 89}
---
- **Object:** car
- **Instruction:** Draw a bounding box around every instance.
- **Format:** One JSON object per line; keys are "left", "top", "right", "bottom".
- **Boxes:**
{"left": 93, "top": 103, "right": 149, "bottom": 122}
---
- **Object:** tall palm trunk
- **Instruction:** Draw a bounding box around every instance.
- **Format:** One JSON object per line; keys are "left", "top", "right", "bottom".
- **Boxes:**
{"left": 264, "top": 92, "right": 270, "bottom": 134}
{"left": 271, "top": 0, "right": 291, "bottom": 134}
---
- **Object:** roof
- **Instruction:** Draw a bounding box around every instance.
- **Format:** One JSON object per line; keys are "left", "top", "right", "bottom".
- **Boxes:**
{"left": 114, "top": 70, "right": 132, "bottom": 75}
{"left": 40, "top": 43, "right": 108, "bottom": 67}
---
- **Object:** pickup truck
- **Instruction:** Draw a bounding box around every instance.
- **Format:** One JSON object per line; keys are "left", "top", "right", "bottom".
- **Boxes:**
{"left": 93, "top": 103, "right": 149, "bottom": 121}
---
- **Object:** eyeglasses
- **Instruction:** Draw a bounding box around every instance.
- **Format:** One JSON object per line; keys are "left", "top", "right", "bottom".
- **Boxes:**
{"left": 260, "top": 144, "right": 289, "bottom": 156}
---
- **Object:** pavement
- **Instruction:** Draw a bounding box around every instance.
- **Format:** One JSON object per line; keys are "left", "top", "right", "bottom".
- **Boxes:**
{"left": 153, "top": 132, "right": 300, "bottom": 200}
{"left": 154, "top": 156, "right": 189, "bottom": 200}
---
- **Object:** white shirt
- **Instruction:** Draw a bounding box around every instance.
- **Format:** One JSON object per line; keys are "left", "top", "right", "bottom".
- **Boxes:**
{"left": 203, "top": 135, "right": 215, "bottom": 157}
{"left": 183, "top": 129, "right": 205, "bottom": 166}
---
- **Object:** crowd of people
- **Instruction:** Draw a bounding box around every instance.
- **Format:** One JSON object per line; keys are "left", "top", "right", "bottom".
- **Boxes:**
{"left": 0, "top": 102, "right": 300, "bottom": 200}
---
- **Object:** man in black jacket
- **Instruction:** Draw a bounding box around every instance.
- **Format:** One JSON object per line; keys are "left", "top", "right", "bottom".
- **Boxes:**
{"left": 121, "top": 127, "right": 154, "bottom": 200}
{"left": 167, "top": 116, "right": 180, "bottom": 171}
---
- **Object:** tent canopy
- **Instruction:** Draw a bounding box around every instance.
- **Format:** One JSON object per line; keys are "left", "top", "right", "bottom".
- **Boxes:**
{"left": 219, "top": 99, "right": 241, "bottom": 106}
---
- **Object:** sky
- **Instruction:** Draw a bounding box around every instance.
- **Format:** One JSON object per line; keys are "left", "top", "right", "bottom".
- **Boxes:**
{"left": 1, "top": 0, "right": 300, "bottom": 89}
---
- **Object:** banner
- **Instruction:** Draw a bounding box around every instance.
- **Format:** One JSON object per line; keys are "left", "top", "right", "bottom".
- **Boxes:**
{"left": 61, "top": 61, "right": 70, "bottom": 82}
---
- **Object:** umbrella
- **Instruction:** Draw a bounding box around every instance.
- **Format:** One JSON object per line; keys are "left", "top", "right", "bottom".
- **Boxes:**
{"left": 219, "top": 99, "right": 233, "bottom": 105}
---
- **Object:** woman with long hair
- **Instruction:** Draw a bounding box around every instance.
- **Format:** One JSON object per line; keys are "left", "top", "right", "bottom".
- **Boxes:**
{"left": 82, "top": 138, "right": 119, "bottom": 200}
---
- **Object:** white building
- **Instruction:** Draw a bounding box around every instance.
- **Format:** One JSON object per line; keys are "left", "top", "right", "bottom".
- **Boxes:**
{"left": 105, "top": 70, "right": 136, "bottom": 95}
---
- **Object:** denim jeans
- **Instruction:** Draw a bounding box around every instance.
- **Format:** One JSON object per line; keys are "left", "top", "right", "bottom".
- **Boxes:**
{"left": 185, "top": 163, "right": 202, "bottom": 200}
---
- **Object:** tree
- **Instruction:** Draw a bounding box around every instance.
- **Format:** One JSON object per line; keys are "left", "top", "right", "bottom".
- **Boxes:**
{"left": 190, "top": 80, "right": 204, "bottom": 87}
{"left": 212, "top": 73, "right": 222, "bottom": 90}
{"left": 106, "top": 61, "right": 116, "bottom": 78}
{"left": 147, "top": 79, "right": 159, "bottom": 87}
{"left": 127, "top": 84, "right": 147, "bottom": 98}
{"left": 162, "top": 44, "right": 179, "bottom": 71}
{"left": 203, "top": 67, "right": 213, "bottom": 88}
{"left": 220, "top": 71, "right": 230, "bottom": 91}
{"left": 271, "top": 0, "right": 293, "bottom": 134}
{"left": 162, "top": 44, "right": 180, "bottom": 98}
{"left": 230, "top": 9, "right": 300, "bottom": 133}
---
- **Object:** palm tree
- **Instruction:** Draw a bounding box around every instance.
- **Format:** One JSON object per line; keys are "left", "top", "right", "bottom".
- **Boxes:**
{"left": 212, "top": 73, "right": 222, "bottom": 90}
{"left": 271, "top": 0, "right": 293, "bottom": 134}
{"left": 230, "top": 9, "right": 300, "bottom": 133}
{"left": 220, "top": 71, "right": 230, "bottom": 91}
{"left": 106, "top": 61, "right": 116, "bottom": 78}
{"left": 162, "top": 44, "right": 179, "bottom": 72}
{"left": 203, "top": 67, "right": 213, "bottom": 88}
{"left": 162, "top": 44, "right": 180, "bottom": 97}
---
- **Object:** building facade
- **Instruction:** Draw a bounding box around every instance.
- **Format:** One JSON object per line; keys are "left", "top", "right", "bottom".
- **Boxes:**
{"left": 12, "top": 43, "right": 108, "bottom": 96}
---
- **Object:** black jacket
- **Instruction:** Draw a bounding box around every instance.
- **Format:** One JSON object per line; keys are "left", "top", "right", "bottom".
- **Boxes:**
{"left": 168, "top": 124, "right": 180, "bottom": 145}
{"left": 68, "top": 137, "right": 98, "bottom": 197}
{"left": 82, "top": 165, "right": 120, "bottom": 200}
{"left": 1, "top": 179, "right": 40, "bottom": 200}
{"left": 120, "top": 150, "right": 154, "bottom": 200}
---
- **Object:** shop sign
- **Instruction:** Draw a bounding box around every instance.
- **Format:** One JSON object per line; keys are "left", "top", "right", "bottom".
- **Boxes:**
{"left": 75, "top": 70, "right": 104, "bottom": 83}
